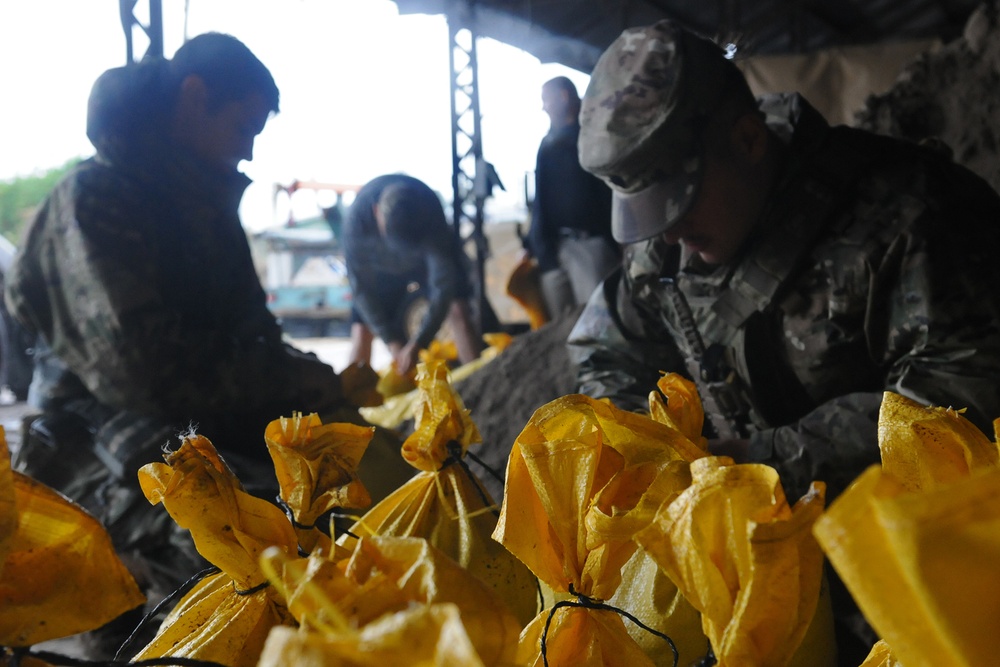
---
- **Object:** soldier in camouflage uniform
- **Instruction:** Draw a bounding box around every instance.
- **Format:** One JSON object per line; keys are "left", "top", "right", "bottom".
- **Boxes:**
{"left": 568, "top": 21, "right": 1000, "bottom": 663}
{"left": 2, "top": 35, "right": 413, "bottom": 649}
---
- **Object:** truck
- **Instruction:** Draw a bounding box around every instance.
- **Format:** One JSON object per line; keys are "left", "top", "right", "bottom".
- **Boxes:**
{"left": 252, "top": 181, "right": 360, "bottom": 338}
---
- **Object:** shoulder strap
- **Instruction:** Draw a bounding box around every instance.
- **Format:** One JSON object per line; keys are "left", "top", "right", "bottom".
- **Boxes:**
{"left": 712, "top": 128, "right": 872, "bottom": 328}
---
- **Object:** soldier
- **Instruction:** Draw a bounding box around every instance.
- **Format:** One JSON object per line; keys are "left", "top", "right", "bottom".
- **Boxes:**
{"left": 568, "top": 20, "right": 1000, "bottom": 663}
{"left": 4, "top": 33, "right": 413, "bottom": 654}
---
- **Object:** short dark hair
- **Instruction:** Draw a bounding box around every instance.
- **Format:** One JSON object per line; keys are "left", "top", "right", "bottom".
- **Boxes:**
{"left": 543, "top": 76, "right": 579, "bottom": 101}
{"left": 169, "top": 32, "right": 279, "bottom": 113}
{"left": 379, "top": 181, "right": 445, "bottom": 246}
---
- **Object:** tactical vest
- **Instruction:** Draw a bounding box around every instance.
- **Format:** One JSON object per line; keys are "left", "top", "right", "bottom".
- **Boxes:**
{"left": 652, "top": 125, "right": 878, "bottom": 439}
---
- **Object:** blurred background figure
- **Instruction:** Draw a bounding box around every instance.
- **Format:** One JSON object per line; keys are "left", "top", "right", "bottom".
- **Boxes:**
{"left": 526, "top": 76, "right": 620, "bottom": 319}
{"left": 342, "top": 173, "right": 484, "bottom": 376}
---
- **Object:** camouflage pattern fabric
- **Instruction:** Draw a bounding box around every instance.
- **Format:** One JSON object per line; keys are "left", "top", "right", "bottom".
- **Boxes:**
{"left": 570, "top": 93, "right": 1000, "bottom": 504}
{"left": 2, "top": 62, "right": 349, "bottom": 594}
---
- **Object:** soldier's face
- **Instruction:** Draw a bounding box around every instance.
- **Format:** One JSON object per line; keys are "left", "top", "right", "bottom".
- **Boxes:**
{"left": 662, "top": 115, "right": 772, "bottom": 265}
{"left": 174, "top": 76, "right": 271, "bottom": 170}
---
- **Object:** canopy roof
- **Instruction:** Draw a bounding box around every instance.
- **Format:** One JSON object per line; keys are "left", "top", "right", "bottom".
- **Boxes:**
{"left": 392, "top": 0, "right": 981, "bottom": 71}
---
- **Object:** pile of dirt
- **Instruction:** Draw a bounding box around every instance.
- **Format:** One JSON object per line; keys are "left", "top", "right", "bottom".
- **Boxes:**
{"left": 856, "top": 2, "right": 1000, "bottom": 192}
{"left": 456, "top": 309, "right": 580, "bottom": 502}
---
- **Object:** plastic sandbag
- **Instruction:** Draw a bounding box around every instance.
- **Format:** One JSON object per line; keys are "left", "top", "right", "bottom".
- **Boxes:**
{"left": 648, "top": 373, "right": 709, "bottom": 452}
{"left": 813, "top": 392, "right": 1000, "bottom": 667}
{"left": 0, "top": 429, "right": 144, "bottom": 646}
{"left": 636, "top": 457, "right": 833, "bottom": 667}
{"left": 134, "top": 433, "right": 297, "bottom": 666}
{"left": 259, "top": 535, "right": 520, "bottom": 666}
{"left": 265, "top": 413, "right": 373, "bottom": 554}
{"left": 859, "top": 639, "right": 903, "bottom": 667}
{"left": 603, "top": 374, "right": 712, "bottom": 665}
{"left": 495, "top": 393, "right": 707, "bottom": 666}
{"left": 259, "top": 603, "right": 487, "bottom": 667}
{"left": 342, "top": 360, "right": 538, "bottom": 627}
{"left": 505, "top": 254, "right": 549, "bottom": 330}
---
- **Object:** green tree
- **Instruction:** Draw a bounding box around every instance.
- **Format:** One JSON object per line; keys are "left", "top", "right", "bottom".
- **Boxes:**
{"left": 0, "top": 159, "right": 80, "bottom": 244}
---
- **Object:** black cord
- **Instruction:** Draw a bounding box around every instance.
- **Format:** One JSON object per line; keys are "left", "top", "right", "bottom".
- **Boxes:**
{"left": 114, "top": 566, "right": 220, "bottom": 661}
{"left": 539, "top": 586, "right": 679, "bottom": 667}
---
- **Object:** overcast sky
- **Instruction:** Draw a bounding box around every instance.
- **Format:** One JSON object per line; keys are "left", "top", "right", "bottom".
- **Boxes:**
{"left": 0, "top": 0, "right": 589, "bottom": 231}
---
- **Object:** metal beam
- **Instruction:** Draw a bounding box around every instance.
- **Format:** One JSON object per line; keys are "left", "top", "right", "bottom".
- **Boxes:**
{"left": 446, "top": 12, "right": 492, "bottom": 333}
{"left": 119, "top": 0, "right": 163, "bottom": 64}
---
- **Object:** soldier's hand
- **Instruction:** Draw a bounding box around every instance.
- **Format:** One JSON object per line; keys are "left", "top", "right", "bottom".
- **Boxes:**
{"left": 708, "top": 438, "right": 750, "bottom": 462}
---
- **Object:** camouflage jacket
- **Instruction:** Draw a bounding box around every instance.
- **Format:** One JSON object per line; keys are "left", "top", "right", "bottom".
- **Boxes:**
{"left": 5, "top": 69, "right": 342, "bottom": 464}
{"left": 569, "top": 94, "right": 1000, "bottom": 501}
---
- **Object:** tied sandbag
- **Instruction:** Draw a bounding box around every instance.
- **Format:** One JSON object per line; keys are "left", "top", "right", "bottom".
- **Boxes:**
{"left": 494, "top": 391, "right": 707, "bottom": 666}
{"left": 134, "top": 434, "right": 299, "bottom": 667}
{"left": 814, "top": 392, "right": 1000, "bottom": 667}
{"left": 341, "top": 359, "right": 539, "bottom": 628}
{"left": 0, "top": 429, "right": 144, "bottom": 647}
{"left": 258, "top": 535, "right": 521, "bottom": 666}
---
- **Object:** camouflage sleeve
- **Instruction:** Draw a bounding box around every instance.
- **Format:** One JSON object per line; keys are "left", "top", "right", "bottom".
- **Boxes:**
{"left": 11, "top": 166, "right": 340, "bottom": 417}
{"left": 751, "top": 169, "right": 1000, "bottom": 503}
{"left": 568, "top": 268, "right": 686, "bottom": 412}
{"left": 748, "top": 392, "right": 882, "bottom": 503}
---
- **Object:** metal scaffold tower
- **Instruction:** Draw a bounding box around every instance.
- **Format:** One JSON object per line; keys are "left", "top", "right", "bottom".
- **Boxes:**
{"left": 446, "top": 11, "right": 501, "bottom": 333}
{"left": 119, "top": 0, "right": 164, "bottom": 64}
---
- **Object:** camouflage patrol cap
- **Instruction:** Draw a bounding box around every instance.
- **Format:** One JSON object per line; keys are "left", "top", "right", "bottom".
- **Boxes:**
{"left": 579, "top": 21, "right": 738, "bottom": 243}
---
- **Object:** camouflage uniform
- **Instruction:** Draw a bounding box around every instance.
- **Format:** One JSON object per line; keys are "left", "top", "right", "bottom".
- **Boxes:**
{"left": 3, "top": 60, "right": 349, "bottom": 596}
{"left": 570, "top": 30, "right": 1000, "bottom": 506}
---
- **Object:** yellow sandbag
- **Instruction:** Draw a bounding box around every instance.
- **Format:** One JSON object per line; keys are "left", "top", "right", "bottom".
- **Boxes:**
{"left": 135, "top": 434, "right": 298, "bottom": 667}
{"left": 259, "top": 604, "right": 487, "bottom": 667}
{"left": 342, "top": 360, "right": 538, "bottom": 627}
{"left": 376, "top": 365, "right": 417, "bottom": 400}
{"left": 607, "top": 550, "right": 709, "bottom": 666}
{"left": 814, "top": 393, "right": 1000, "bottom": 667}
{"left": 0, "top": 429, "right": 144, "bottom": 647}
{"left": 505, "top": 254, "right": 549, "bottom": 330}
{"left": 636, "top": 457, "right": 832, "bottom": 667}
{"left": 260, "top": 536, "right": 520, "bottom": 666}
{"left": 877, "top": 391, "right": 1000, "bottom": 489}
{"left": 495, "top": 394, "right": 707, "bottom": 666}
{"left": 340, "top": 362, "right": 383, "bottom": 408}
{"left": 265, "top": 413, "right": 373, "bottom": 554}
{"left": 859, "top": 639, "right": 903, "bottom": 667}
{"left": 648, "top": 372, "right": 709, "bottom": 452}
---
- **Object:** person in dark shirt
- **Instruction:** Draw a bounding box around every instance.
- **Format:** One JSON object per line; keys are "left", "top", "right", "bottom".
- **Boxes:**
{"left": 342, "top": 173, "right": 483, "bottom": 375}
{"left": 527, "top": 76, "right": 620, "bottom": 318}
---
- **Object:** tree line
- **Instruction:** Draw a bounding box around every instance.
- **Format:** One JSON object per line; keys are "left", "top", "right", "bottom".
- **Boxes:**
{"left": 0, "top": 159, "right": 80, "bottom": 244}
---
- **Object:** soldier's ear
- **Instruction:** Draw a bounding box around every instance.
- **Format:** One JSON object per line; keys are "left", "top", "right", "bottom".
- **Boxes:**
{"left": 730, "top": 112, "right": 769, "bottom": 164}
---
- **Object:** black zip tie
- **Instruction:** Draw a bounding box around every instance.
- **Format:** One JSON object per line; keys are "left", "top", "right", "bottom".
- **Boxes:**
{"left": 539, "top": 585, "right": 678, "bottom": 667}
{"left": 464, "top": 448, "right": 506, "bottom": 485}
{"left": 275, "top": 496, "right": 317, "bottom": 530}
{"left": 233, "top": 580, "right": 270, "bottom": 596}
{"left": 329, "top": 510, "right": 361, "bottom": 540}
{"left": 694, "top": 644, "right": 717, "bottom": 666}
{"left": 115, "top": 566, "right": 221, "bottom": 661}
{"left": 441, "top": 440, "right": 500, "bottom": 517}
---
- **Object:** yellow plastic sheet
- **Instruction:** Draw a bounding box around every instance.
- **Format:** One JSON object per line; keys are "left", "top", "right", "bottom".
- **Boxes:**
{"left": 494, "top": 394, "right": 707, "bottom": 666}
{"left": 264, "top": 413, "right": 373, "bottom": 554}
{"left": 135, "top": 433, "right": 298, "bottom": 667}
{"left": 813, "top": 392, "right": 1000, "bottom": 667}
{"left": 635, "top": 457, "right": 832, "bottom": 667}
{"left": 259, "top": 536, "right": 520, "bottom": 666}
{"left": 0, "top": 428, "right": 144, "bottom": 647}
{"left": 342, "top": 360, "right": 538, "bottom": 627}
